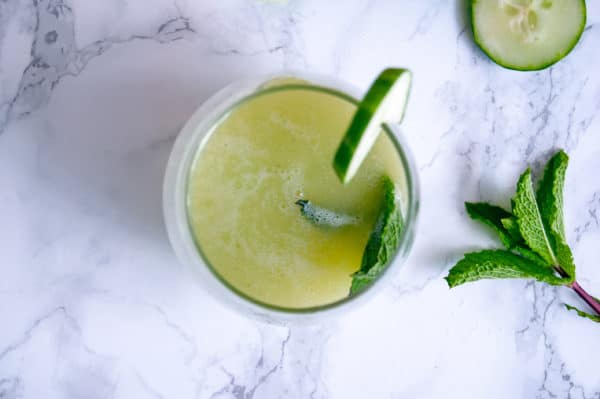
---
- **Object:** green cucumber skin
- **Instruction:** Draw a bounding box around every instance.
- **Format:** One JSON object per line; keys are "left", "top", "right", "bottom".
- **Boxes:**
{"left": 333, "top": 106, "right": 373, "bottom": 183}
{"left": 333, "top": 68, "right": 410, "bottom": 183}
{"left": 470, "top": 0, "right": 587, "bottom": 71}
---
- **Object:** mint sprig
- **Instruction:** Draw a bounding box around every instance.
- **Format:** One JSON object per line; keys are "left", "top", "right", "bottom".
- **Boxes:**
{"left": 446, "top": 150, "right": 600, "bottom": 323}
{"left": 350, "top": 176, "right": 403, "bottom": 295}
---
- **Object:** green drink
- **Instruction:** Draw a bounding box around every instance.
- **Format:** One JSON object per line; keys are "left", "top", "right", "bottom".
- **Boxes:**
{"left": 164, "top": 75, "right": 417, "bottom": 318}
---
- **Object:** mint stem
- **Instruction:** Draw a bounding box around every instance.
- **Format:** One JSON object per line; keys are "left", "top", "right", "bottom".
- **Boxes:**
{"left": 571, "top": 281, "right": 600, "bottom": 316}
{"left": 555, "top": 266, "right": 600, "bottom": 316}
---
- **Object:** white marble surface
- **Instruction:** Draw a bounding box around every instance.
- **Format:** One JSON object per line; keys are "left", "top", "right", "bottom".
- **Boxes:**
{"left": 1, "top": 0, "right": 600, "bottom": 397}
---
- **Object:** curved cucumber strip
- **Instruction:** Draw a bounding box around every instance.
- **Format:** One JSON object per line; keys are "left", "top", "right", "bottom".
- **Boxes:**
{"left": 472, "top": 0, "right": 586, "bottom": 71}
{"left": 333, "top": 68, "right": 411, "bottom": 184}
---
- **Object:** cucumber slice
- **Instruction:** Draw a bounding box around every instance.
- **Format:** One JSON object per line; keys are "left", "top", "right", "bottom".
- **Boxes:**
{"left": 333, "top": 68, "right": 412, "bottom": 184}
{"left": 471, "top": 0, "right": 586, "bottom": 71}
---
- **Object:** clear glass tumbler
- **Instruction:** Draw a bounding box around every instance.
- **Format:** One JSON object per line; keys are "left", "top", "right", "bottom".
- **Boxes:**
{"left": 163, "top": 72, "right": 419, "bottom": 324}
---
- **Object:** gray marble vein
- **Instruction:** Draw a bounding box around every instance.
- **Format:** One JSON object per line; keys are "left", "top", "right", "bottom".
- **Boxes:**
{"left": 0, "top": 0, "right": 199, "bottom": 133}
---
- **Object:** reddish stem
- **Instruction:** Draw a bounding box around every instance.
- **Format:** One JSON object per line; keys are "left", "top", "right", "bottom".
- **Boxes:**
{"left": 555, "top": 267, "right": 600, "bottom": 316}
{"left": 571, "top": 281, "right": 600, "bottom": 316}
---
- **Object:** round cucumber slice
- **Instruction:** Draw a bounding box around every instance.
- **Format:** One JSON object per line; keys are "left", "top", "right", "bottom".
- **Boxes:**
{"left": 471, "top": 0, "right": 586, "bottom": 71}
{"left": 333, "top": 68, "right": 412, "bottom": 184}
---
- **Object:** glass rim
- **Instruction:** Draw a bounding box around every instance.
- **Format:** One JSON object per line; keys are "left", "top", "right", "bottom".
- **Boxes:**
{"left": 168, "top": 77, "right": 420, "bottom": 319}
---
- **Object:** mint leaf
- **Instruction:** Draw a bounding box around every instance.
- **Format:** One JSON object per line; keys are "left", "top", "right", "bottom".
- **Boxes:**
{"left": 295, "top": 199, "right": 358, "bottom": 227}
{"left": 536, "top": 150, "right": 576, "bottom": 278}
{"left": 446, "top": 250, "right": 568, "bottom": 288}
{"left": 465, "top": 202, "right": 516, "bottom": 248}
{"left": 514, "top": 246, "right": 548, "bottom": 267}
{"left": 512, "top": 169, "right": 560, "bottom": 269}
{"left": 538, "top": 151, "right": 568, "bottom": 238}
{"left": 350, "top": 176, "right": 403, "bottom": 295}
{"left": 350, "top": 273, "right": 377, "bottom": 294}
{"left": 501, "top": 216, "right": 523, "bottom": 243}
{"left": 565, "top": 304, "right": 600, "bottom": 323}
